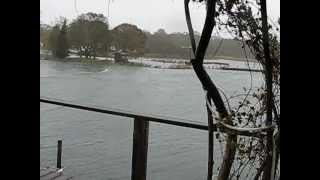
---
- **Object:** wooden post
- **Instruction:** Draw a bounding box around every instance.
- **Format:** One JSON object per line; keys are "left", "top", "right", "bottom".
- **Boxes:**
{"left": 131, "top": 118, "right": 149, "bottom": 180}
{"left": 57, "top": 140, "right": 62, "bottom": 169}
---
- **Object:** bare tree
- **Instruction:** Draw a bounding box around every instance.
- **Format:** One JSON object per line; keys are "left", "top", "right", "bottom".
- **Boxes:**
{"left": 184, "top": 0, "right": 279, "bottom": 179}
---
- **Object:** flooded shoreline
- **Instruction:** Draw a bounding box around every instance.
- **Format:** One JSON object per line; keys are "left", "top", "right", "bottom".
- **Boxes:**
{"left": 41, "top": 51, "right": 262, "bottom": 72}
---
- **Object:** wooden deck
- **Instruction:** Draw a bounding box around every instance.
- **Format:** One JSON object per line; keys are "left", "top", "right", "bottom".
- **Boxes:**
{"left": 40, "top": 167, "right": 72, "bottom": 180}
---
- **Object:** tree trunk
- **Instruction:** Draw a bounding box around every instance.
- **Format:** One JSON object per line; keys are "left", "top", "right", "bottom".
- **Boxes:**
{"left": 184, "top": 1, "right": 237, "bottom": 179}
{"left": 260, "top": 0, "right": 274, "bottom": 179}
{"left": 93, "top": 48, "right": 96, "bottom": 60}
{"left": 206, "top": 96, "right": 214, "bottom": 180}
{"left": 79, "top": 47, "right": 83, "bottom": 58}
{"left": 217, "top": 133, "right": 237, "bottom": 180}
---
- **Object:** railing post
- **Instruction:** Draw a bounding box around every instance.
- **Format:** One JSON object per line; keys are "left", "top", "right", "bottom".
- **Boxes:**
{"left": 131, "top": 117, "right": 149, "bottom": 180}
{"left": 57, "top": 140, "right": 62, "bottom": 169}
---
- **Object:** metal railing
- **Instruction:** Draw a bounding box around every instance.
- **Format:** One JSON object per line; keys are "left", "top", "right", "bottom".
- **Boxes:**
{"left": 40, "top": 97, "right": 264, "bottom": 180}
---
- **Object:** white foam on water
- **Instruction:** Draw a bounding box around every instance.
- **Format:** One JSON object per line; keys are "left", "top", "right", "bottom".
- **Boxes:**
{"left": 100, "top": 68, "right": 109, "bottom": 73}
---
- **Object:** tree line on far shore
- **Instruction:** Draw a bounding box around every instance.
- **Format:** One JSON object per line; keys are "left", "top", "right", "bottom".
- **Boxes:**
{"left": 40, "top": 12, "right": 255, "bottom": 60}
{"left": 40, "top": 13, "right": 147, "bottom": 59}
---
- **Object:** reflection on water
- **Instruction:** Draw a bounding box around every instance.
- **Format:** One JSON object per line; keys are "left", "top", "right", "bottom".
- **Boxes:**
{"left": 40, "top": 59, "right": 263, "bottom": 180}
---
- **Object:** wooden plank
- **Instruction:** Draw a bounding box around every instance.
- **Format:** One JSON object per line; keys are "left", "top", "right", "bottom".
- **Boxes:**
{"left": 131, "top": 118, "right": 149, "bottom": 180}
{"left": 40, "top": 167, "right": 62, "bottom": 180}
{"left": 40, "top": 167, "right": 56, "bottom": 177}
{"left": 40, "top": 167, "right": 71, "bottom": 180}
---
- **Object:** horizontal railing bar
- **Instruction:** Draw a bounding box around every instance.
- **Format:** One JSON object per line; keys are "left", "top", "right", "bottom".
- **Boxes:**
{"left": 40, "top": 97, "right": 264, "bottom": 137}
{"left": 40, "top": 97, "right": 208, "bottom": 130}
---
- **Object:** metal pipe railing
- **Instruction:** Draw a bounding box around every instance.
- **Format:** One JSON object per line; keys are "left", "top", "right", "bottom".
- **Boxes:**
{"left": 40, "top": 97, "right": 265, "bottom": 137}
{"left": 40, "top": 97, "right": 208, "bottom": 131}
{"left": 40, "top": 97, "right": 266, "bottom": 180}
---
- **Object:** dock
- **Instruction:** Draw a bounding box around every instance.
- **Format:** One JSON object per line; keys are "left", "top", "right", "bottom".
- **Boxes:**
{"left": 41, "top": 140, "right": 73, "bottom": 179}
{"left": 40, "top": 167, "right": 72, "bottom": 180}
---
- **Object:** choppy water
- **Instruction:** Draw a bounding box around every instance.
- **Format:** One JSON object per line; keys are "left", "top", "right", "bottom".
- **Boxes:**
{"left": 40, "top": 59, "right": 263, "bottom": 180}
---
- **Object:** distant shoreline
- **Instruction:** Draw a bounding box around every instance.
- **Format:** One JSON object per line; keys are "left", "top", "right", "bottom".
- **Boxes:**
{"left": 142, "top": 53, "right": 257, "bottom": 62}
{"left": 41, "top": 55, "right": 257, "bottom": 65}
{"left": 40, "top": 49, "right": 257, "bottom": 63}
{"left": 41, "top": 56, "right": 263, "bottom": 73}
{"left": 209, "top": 56, "right": 257, "bottom": 62}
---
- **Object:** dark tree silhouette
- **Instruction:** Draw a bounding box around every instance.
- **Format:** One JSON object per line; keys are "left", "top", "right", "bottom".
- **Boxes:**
{"left": 185, "top": 0, "right": 279, "bottom": 180}
{"left": 55, "top": 19, "right": 69, "bottom": 58}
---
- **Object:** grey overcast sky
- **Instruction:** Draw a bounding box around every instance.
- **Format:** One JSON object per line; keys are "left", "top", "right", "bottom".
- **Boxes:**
{"left": 40, "top": 0, "right": 279, "bottom": 35}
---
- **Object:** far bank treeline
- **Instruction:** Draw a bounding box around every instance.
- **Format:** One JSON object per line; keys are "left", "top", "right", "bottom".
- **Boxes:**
{"left": 40, "top": 12, "right": 254, "bottom": 60}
